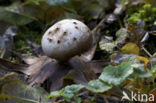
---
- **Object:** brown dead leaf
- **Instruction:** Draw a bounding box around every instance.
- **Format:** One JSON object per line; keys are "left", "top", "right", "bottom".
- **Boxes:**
{"left": 0, "top": 54, "right": 101, "bottom": 92}
{"left": 0, "top": 58, "right": 28, "bottom": 73}
{"left": 69, "top": 56, "right": 96, "bottom": 81}
{"left": 63, "top": 69, "right": 88, "bottom": 85}
{"left": 90, "top": 60, "right": 110, "bottom": 74}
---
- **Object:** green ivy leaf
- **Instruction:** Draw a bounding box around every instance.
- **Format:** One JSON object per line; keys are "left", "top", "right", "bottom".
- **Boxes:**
{"left": 47, "top": 89, "right": 65, "bottom": 98}
{"left": 99, "top": 58, "right": 139, "bottom": 86}
{"left": 46, "top": 0, "right": 69, "bottom": 6}
{"left": 48, "top": 84, "right": 84, "bottom": 100}
{"left": 131, "top": 66, "right": 152, "bottom": 78}
{"left": 86, "top": 80, "right": 112, "bottom": 93}
{"left": 64, "top": 84, "right": 85, "bottom": 94}
{"left": 62, "top": 93, "right": 74, "bottom": 100}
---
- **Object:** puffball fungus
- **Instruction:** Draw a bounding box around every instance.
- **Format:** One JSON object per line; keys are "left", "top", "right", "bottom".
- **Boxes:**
{"left": 41, "top": 19, "right": 93, "bottom": 61}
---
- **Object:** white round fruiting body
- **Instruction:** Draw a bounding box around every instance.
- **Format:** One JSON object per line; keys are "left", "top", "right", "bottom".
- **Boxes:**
{"left": 41, "top": 19, "right": 93, "bottom": 62}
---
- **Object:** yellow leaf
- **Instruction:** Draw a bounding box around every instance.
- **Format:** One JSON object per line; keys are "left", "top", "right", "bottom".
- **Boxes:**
{"left": 137, "top": 56, "right": 149, "bottom": 67}
{"left": 151, "top": 33, "right": 156, "bottom": 36}
{"left": 121, "top": 43, "right": 140, "bottom": 55}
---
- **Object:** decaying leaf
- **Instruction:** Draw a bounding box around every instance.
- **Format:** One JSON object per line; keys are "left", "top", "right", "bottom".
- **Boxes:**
{"left": 69, "top": 56, "right": 96, "bottom": 82}
{"left": 115, "top": 28, "right": 129, "bottom": 44}
{"left": 0, "top": 55, "right": 98, "bottom": 92}
{"left": 0, "top": 4, "right": 37, "bottom": 25}
{"left": 137, "top": 56, "right": 149, "bottom": 67}
{"left": 0, "top": 80, "right": 51, "bottom": 103}
{"left": 99, "top": 42, "right": 116, "bottom": 53}
{"left": 121, "top": 43, "right": 140, "bottom": 55}
{"left": 99, "top": 36, "right": 115, "bottom": 53}
{"left": 110, "top": 52, "right": 135, "bottom": 65}
{"left": 90, "top": 60, "right": 110, "bottom": 74}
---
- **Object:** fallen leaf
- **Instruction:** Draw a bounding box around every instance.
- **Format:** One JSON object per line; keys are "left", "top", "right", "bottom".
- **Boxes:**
{"left": 0, "top": 80, "right": 51, "bottom": 103}
{"left": 137, "top": 56, "right": 149, "bottom": 67}
{"left": 0, "top": 4, "right": 37, "bottom": 25}
{"left": 110, "top": 52, "right": 135, "bottom": 65}
{"left": 115, "top": 28, "right": 129, "bottom": 44}
{"left": 69, "top": 56, "right": 96, "bottom": 81}
{"left": 121, "top": 43, "right": 140, "bottom": 55}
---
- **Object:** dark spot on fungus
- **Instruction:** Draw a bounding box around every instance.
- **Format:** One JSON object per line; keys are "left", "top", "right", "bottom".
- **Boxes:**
{"left": 63, "top": 31, "right": 67, "bottom": 36}
{"left": 75, "top": 26, "right": 78, "bottom": 29}
{"left": 48, "top": 31, "right": 52, "bottom": 35}
{"left": 73, "top": 37, "right": 77, "bottom": 41}
{"left": 54, "top": 27, "right": 60, "bottom": 33}
{"left": 73, "top": 22, "right": 77, "bottom": 24}
{"left": 57, "top": 40, "right": 61, "bottom": 44}
{"left": 47, "top": 38, "right": 53, "bottom": 42}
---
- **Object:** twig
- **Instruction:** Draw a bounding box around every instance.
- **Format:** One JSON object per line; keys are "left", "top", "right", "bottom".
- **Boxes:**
{"left": 142, "top": 46, "right": 152, "bottom": 57}
{"left": 91, "top": 18, "right": 106, "bottom": 43}
{"left": 104, "top": 96, "right": 109, "bottom": 103}
{"left": 92, "top": 18, "right": 106, "bottom": 34}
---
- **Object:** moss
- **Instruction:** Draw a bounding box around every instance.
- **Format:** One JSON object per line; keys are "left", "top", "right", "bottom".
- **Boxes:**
{"left": 127, "top": 4, "right": 156, "bottom": 28}
{"left": 143, "top": 4, "right": 151, "bottom": 10}
{"left": 14, "top": 25, "right": 42, "bottom": 54}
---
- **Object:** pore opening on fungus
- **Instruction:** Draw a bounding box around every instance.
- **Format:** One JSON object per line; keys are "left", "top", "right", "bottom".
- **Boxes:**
{"left": 63, "top": 31, "right": 67, "bottom": 36}
{"left": 57, "top": 40, "right": 61, "bottom": 44}
{"left": 54, "top": 27, "right": 60, "bottom": 33}
{"left": 73, "top": 37, "right": 77, "bottom": 41}
{"left": 47, "top": 38, "right": 53, "bottom": 43}
{"left": 75, "top": 26, "right": 78, "bottom": 29}
{"left": 73, "top": 22, "right": 77, "bottom": 24}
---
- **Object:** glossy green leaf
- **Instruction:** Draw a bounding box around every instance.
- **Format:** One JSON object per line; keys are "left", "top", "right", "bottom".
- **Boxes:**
{"left": 99, "top": 58, "right": 139, "bottom": 85}
{"left": 86, "top": 80, "right": 112, "bottom": 93}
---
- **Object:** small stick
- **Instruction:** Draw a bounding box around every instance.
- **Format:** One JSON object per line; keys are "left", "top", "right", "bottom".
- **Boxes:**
{"left": 92, "top": 18, "right": 106, "bottom": 34}
{"left": 142, "top": 46, "right": 152, "bottom": 57}
{"left": 91, "top": 18, "right": 106, "bottom": 43}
